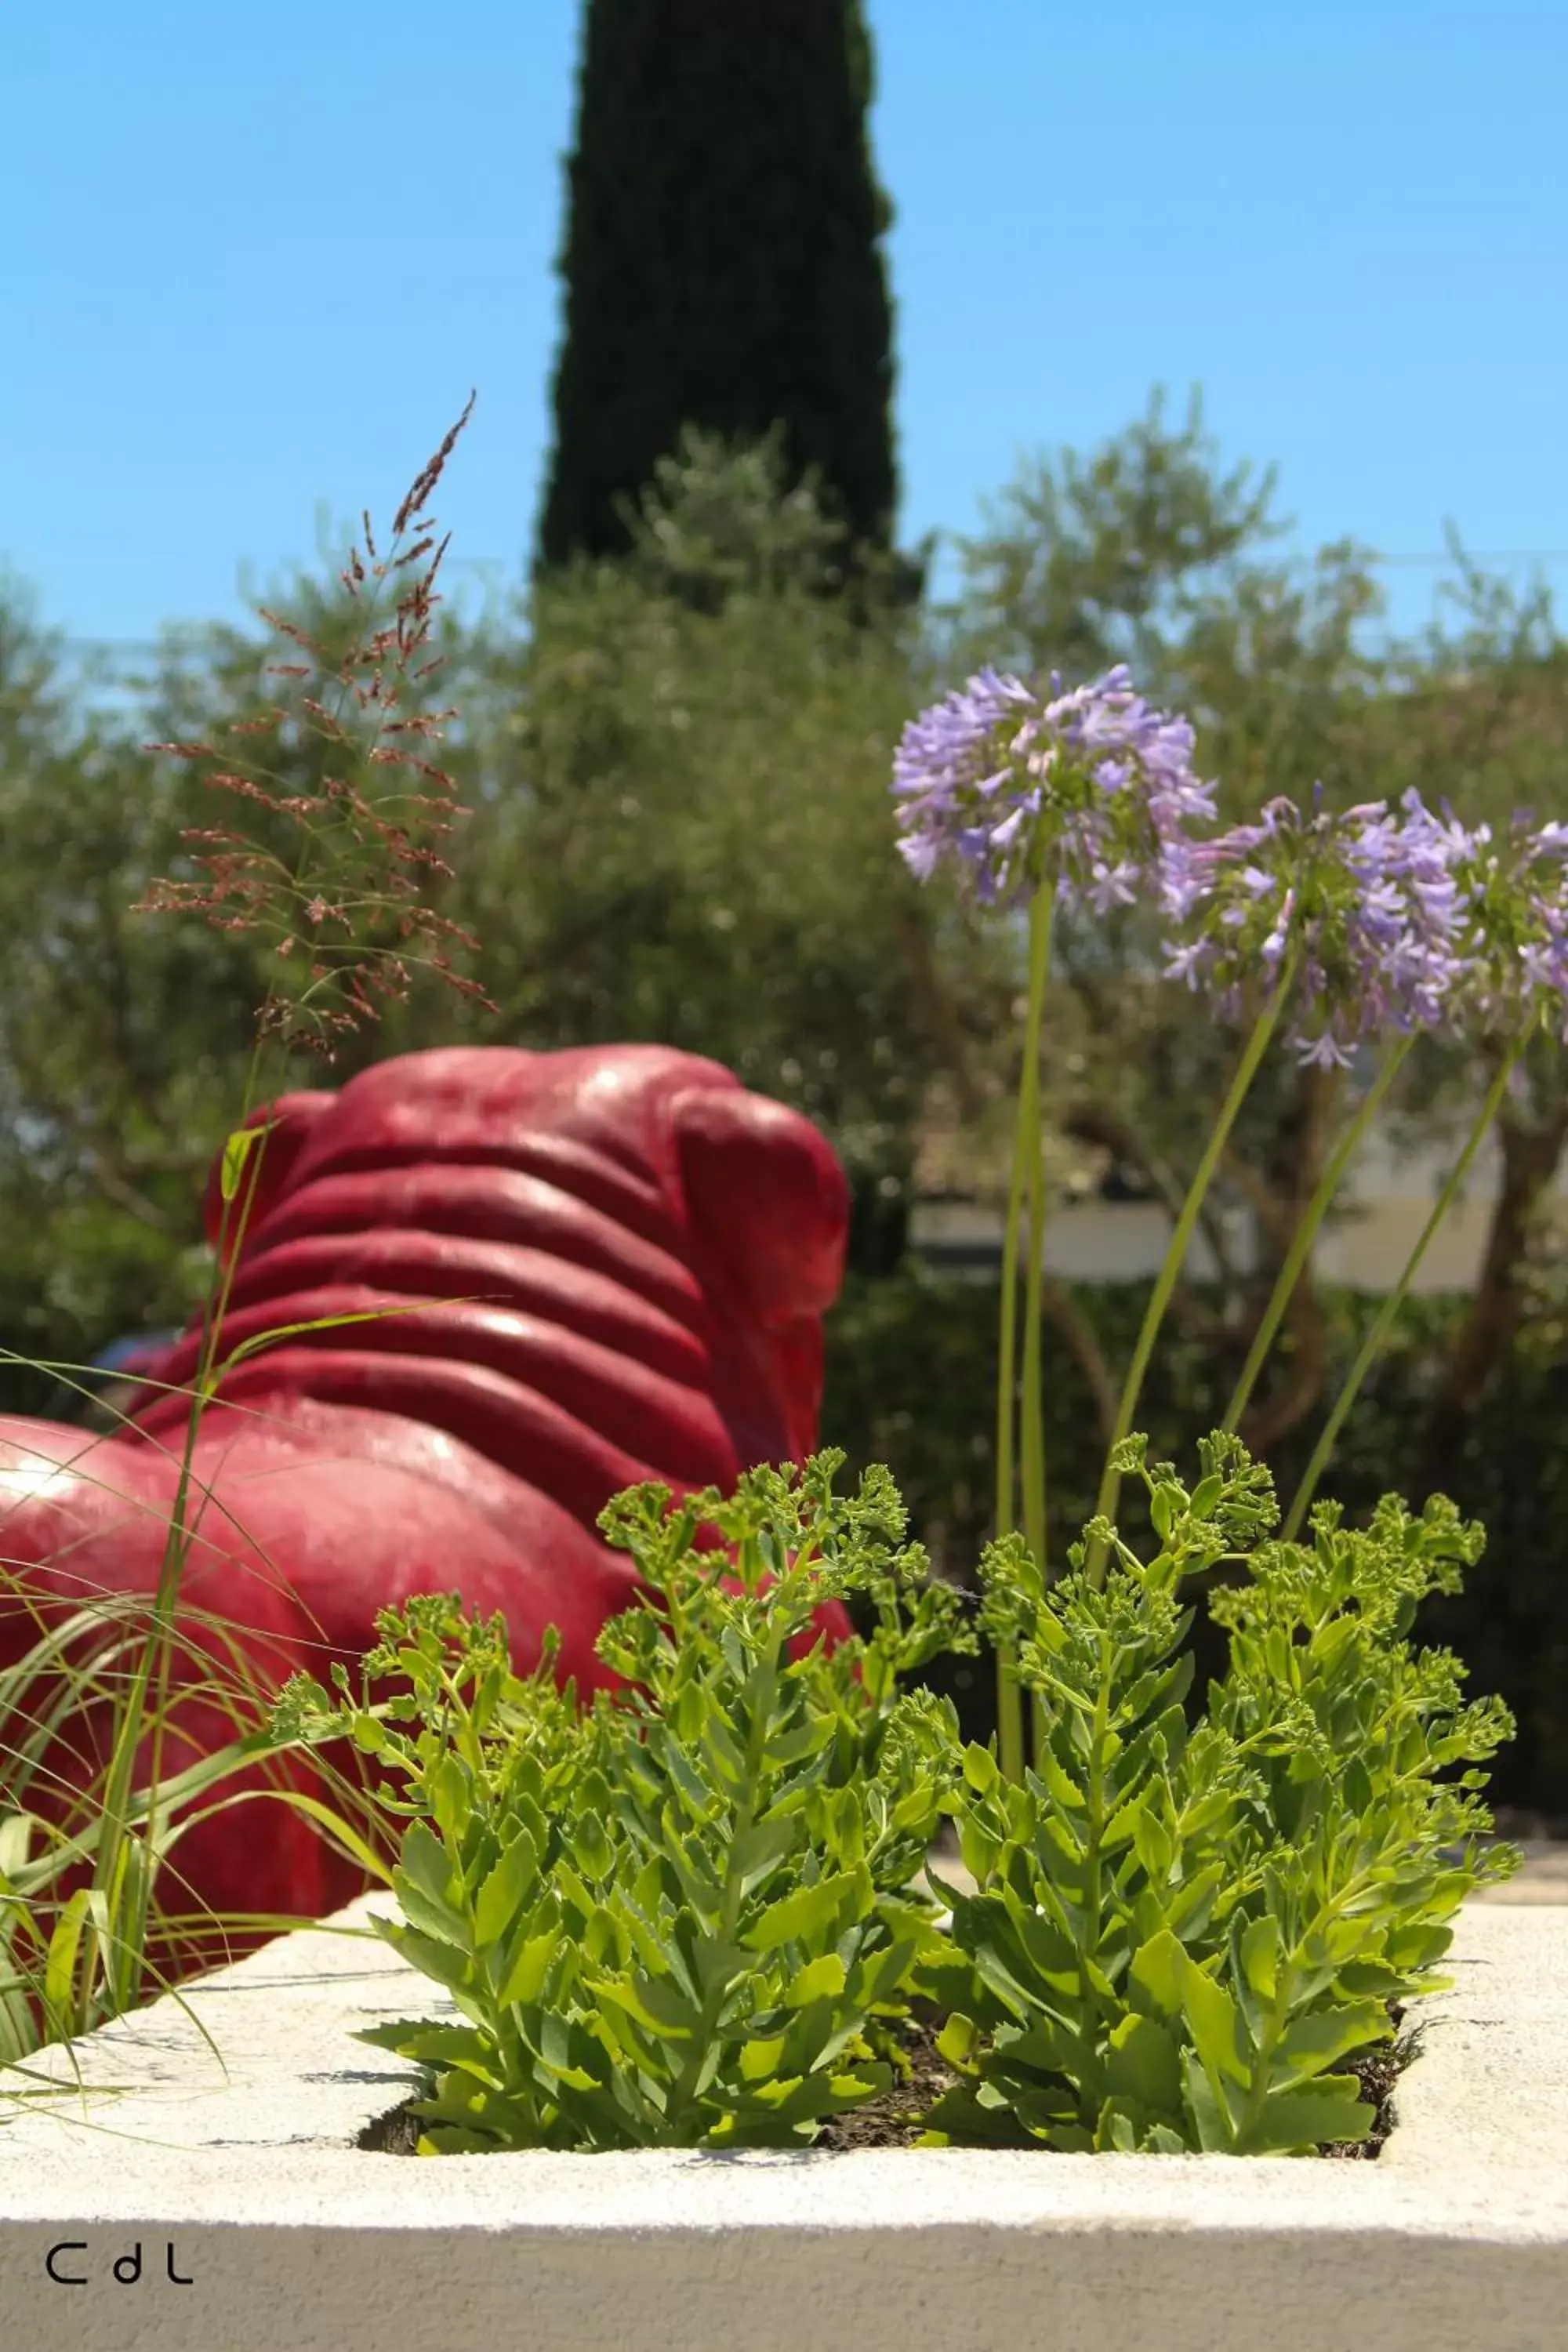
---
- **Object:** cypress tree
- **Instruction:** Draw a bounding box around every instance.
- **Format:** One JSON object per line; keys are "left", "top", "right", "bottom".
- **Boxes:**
{"left": 537, "top": 0, "right": 902, "bottom": 576}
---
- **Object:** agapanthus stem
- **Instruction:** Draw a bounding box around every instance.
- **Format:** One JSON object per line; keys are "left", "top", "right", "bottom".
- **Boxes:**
{"left": 1019, "top": 892, "right": 1056, "bottom": 1765}
{"left": 993, "top": 883, "right": 1054, "bottom": 1780}
{"left": 1282, "top": 1039, "right": 1525, "bottom": 1543}
{"left": 1222, "top": 1031, "right": 1416, "bottom": 1438}
{"left": 1019, "top": 895, "right": 1056, "bottom": 1581}
{"left": 1089, "top": 953, "right": 1300, "bottom": 1583}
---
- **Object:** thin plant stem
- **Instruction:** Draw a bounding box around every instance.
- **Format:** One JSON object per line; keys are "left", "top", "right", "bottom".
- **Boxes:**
{"left": 1019, "top": 891, "right": 1056, "bottom": 1579}
{"left": 993, "top": 882, "right": 1054, "bottom": 1780}
{"left": 1088, "top": 952, "right": 1300, "bottom": 1582}
{"left": 1018, "top": 891, "right": 1056, "bottom": 1766}
{"left": 1282, "top": 1040, "right": 1524, "bottom": 1543}
{"left": 1222, "top": 1031, "right": 1417, "bottom": 1436}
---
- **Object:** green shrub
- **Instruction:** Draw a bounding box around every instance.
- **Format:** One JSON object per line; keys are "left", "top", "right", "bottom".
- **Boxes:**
{"left": 282, "top": 1443, "right": 1514, "bottom": 2156}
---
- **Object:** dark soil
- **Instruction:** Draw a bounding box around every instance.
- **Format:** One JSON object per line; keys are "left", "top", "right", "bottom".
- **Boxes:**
{"left": 359, "top": 2001, "right": 1417, "bottom": 2158}
{"left": 359, "top": 2100, "right": 424, "bottom": 2155}
{"left": 1319, "top": 2002, "right": 1419, "bottom": 2161}
{"left": 815, "top": 2007, "right": 960, "bottom": 2151}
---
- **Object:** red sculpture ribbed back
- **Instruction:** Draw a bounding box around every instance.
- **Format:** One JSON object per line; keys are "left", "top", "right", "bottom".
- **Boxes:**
{"left": 0, "top": 1046, "right": 851, "bottom": 1931}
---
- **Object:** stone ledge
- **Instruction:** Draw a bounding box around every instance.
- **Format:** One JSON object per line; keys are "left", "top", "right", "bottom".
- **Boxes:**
{"left": 0, "top": 1898, "right": 1563, "bottom": 2352}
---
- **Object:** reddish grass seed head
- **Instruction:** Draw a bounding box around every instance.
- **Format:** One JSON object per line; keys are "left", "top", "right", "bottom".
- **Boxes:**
{"left": 133, "top": 397, "right": 495, "bottom": 1056}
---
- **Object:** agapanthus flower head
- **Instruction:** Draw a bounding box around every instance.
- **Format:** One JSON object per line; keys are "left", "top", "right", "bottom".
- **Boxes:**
{"left": 1404, "top": 788, "right": 1568, "bottom": 1042}
{"left": 891, "top": 662, "right": 1215, "bottom": 909}
{"left": 1156, "top": 789, "right": 1475, "bottom": 1065}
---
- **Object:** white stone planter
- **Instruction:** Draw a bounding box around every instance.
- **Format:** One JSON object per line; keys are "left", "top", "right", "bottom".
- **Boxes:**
{"left": 2, "top": 1894, "right": 1564, "bottom": 2352}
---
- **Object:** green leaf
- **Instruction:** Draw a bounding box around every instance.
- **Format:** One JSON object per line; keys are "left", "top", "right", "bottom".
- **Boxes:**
{"left": 739, "top": 2033, "right": 789, "bottom": 2082}
{"left": 355, "top": 2019, "right": 495, "bottom": 2071}
{"left": 1131, "top": 1929, "right": 1247, "bottom": 2089}
{"left": 42, "top": 1886, "right": 93, "bottom": 2026}
{"left": 390, "top": 1869, "right": 470, "bottom": 1953}
{"left": 1130, "top": 1795, "right": 1175, "bottom": 1885}
{"left": 1238, "top": 1915, "right": 1282, "bottom": 2005}
{"left": 590, "top": 1972, "right": 696, "bottom": 2041}
{"left": 398, "top": 1817, "right": 459, "bottom": 1913}
{"left": 220, "top": 1122, "right": 263, "bottom": 1203}
{"left": 473, "top": 1830, "right": 541, "bottom": 1952}
{"left": 731, "top": 1813, "right": 798, "bottom": 1901}
{"left": 426, "top": 1755, "right": 471, "bottom": 1849}
{"left": 1127, "top": 1927, "right": 1187, "bottom": 2017}
{"left": 742, "top": 1868, "right": 860, "bottom": 1954}
{"left": 1243, "top": 2076, "right": 1374, "bottom": 2154}
{"left": 496, "top": 1927, "right": 562, "bottom": 2009}
{"left": 936, "top": 2011, "right": 982, "bottom": 2067}
{"left": 1103, "top": 2010, "right": 1183, "bottom": 2114}
{"left": 785, "top": 1952, "right": 847, "bottom": 2008}
{"left": 1271, "top": 2001, "right": 1390, "bottom": 2092}
{"left": 1181, "top": 1963, "right": 1248, "bottom": 2090}
{"left": 381, "top": 1919, "right": 477, "bottom": 2000}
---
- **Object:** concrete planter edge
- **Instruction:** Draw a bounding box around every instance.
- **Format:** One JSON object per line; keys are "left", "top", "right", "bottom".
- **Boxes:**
{"left": 1, "top": 1893, "right": 1564, "bottom": 2352}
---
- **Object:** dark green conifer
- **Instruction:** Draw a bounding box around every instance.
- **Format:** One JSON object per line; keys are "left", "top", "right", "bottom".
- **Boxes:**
{"left": 537, "top": 0, "right": 902, "bottom": 575}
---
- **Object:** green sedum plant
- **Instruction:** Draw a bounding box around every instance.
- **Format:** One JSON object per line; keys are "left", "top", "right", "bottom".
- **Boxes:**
{"left": 925, "top": 1432, "right": 1518, "bottom": 2153}
{"left": 282, "top": 1441, "right": 1515, "bottom": 2158}
{"left": 275, "top": 1454, "right": 971, "bottom": 2151}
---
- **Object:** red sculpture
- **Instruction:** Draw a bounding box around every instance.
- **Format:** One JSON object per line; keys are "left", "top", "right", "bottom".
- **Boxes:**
{"left": 0, "top": 1045, "right": 851, "bottom": 1932}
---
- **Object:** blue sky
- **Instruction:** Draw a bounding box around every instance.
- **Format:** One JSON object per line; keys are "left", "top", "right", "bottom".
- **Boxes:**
{"left": 3, "top": 0, "right": 1564, "bottom": 666}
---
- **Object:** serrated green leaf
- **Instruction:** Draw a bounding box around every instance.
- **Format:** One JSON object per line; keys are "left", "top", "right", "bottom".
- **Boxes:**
{"left": 1182, "top": 2045, "right": 1242, "bottom": 2151}
{"left": 732, "top": 1812, "right": 799, "bottom": 1900}
{"left": 1130, "top": 1795, "right": 1175, "bottom": 1885}
{"left": 1238, "top": 1915, "right": 1282, "bottom": 2004}
{"left": 742, "top": 1867, "right": 860, "bottom": 1954}
{"left": 590, "top": 1972, "right": 696, "bottom": 2041}
{"left": 426, "top": 1754, "right": 471, "bottom": 1849}
{"left": 1128, "top": 1928, "right": 1186, "bottom": 2016}
{"left": 1243, "top": 2075, "right": 1374, "bottom": 2154}
{"left": 496, "top": 1926, "right": 562, "bottom": 2009}
{"left": 381, "top": 1918, "right": 477, "bottom": 1999}
{"left": 398, "top": 1817, "right": 459, "bottom": 1911}
{"left": 1271, "top": 2001, "right": 1390, "bottom": 2092}
{"left": 1103, "top": 2009, "right": 1183, "bottom": 2114}
{"left": 473, "top": 1830, "right": 540, "bottom": 1951}
{"left": 937, "top": 2011, "right": 982, "bottom": 2067}
{"left": 785, "top": 1952, "right": 847, "bottom": 2008}
{"left": 1132, "top": 1929, "right": 1247, "bottom": 2090}
{"left": 739, "top": 2033, "right": 789, "bottom": 2082}
{"left": 1182, "top": 1962, "right": 1249, "bottom": 2089}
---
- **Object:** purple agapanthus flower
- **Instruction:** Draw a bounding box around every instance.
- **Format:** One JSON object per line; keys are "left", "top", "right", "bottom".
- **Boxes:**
{"left": 891, "top": 662, "right": 1215, "bottom": 909}
{"left": 895, "top": 661, "right": 1568, "bottom": 1061}
{"left": 1406, "top": 791, "right": 1568, "bottom": 1041}
{"left": 1156, "top": 790, "right": 1475, "bottom": 1064}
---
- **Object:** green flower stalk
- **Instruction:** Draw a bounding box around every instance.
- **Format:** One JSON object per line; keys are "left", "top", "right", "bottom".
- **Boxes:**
{"left": 1087, "top": 951, "right": 1300, "bottom": 1579}
{"left": 1221, "top": 1034, "right": 1417, "bottom": 1439}
{"left": 894, "top": 663, "right": 1217, "bottom": 1775}
{"left": 993, "top": 887, "right": 1053, "bottom": 1780}
{"left": 1283, "top": 1042, "right": 1524, "bottom": 1541}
